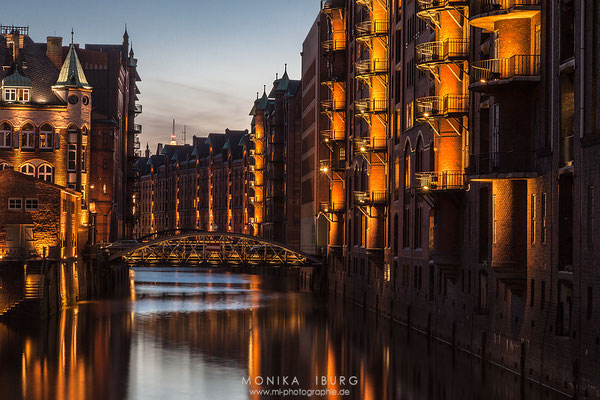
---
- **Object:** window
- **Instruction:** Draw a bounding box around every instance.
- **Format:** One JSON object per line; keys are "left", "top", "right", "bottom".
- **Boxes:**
{"left": 0, "top": 122, "right": 12, "bottom": 148}
{"left": 25, "top": 198, "right": 38, "bottom": 211}
{"left": 39, "top": 124, "right": 54, "bottom": 149}
{"left": 81, "top": 145, "right": 87, "bottom": 172}
{"left": 530, "top": 279, "right": 535, "bottom": 307}
{"left": 8, "top": 198, "right": 22, "bottom": 210}
{"left": 18, "top": 88, "right": 30, "bottom": 102}
{"left": 405, "top": 101, "right": 414, "bottom": 130}
{"left": 38, "top": 164, "right": 53, "bottom": 182}
{"left": 404, "top": 145, "right": 411, "bottom": 189}
{"left": 530, "top": 194, "right": 536, "bottom": 244}
{"left": 21, "top": 124, "right": 34, "bottom": 149}
{"left": 403, "top": 208, "right": 410, "bottom": 248}
{"left": 588, "top": 186, "right": 595, "bottom": 245}
{"left": 20, "top": 163, "right": 35, "bottom": 176}
{"left": 414, "top": 206, "right": 422, "bottom": 249}
{"left": 3, "top": 88, "right": 16, "bottom": 102}
{"left": 0, "top": 162, "right": 10, "bottom": 170}
{"left": 492, "top": 194, "right": 498, "bottom": 243}
{"left": 541, "top": 192, "right": 547, "bottom": 244}
{"left": 68, "top": 144, "right": 77, "bottom": 171}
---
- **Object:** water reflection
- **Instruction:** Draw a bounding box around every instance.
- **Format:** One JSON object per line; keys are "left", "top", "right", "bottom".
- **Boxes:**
{"left": 0, "top": 268, "right": 569, "bottom": 400}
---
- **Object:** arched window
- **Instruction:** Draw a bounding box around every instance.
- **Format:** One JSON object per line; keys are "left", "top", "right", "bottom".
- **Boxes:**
{"left": 21, "top": 123, "right": 35, "bottom": 149}
{"left": 0, "top": 162, "right": 11, "bottom": 170}
{"left": 393, "top": 213, "right": 399, "bottom": 254}
{"left": 20, "top": 163, "right": 35, "bottom": 176}
{"left": 38, "top": 164, "right": 54, "bottom": 182}
{"left": 403, "top": 144, "right": 411, "bottom": 190}
{"left": 415, "top": 137, "right": 423, "bottom": 173}
{"left": 39, "top": 124, "right": 54, "bottom": 149}
{"left": 0, "top": 122, "right": 12, "bottom": 148}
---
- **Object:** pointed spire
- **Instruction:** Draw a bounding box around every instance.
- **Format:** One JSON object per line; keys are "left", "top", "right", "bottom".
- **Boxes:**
{"left": 285, "top": 63, "right": 287, "bottom": 73}
{"left": 53, "top": 44, "right": 91, "bottom": 90}
{"left": 276, "top": 66, "right": 290, "bottom": 91}
{"left": 123, "top": 24, "right": 129, "bottom": 40}
{"left": 70, "top": 28, "right": 74, "bottom": 45}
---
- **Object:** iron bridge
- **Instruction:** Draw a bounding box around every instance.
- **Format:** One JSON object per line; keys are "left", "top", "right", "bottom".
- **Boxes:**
{"left": 106, "top": 230, "right": 321, "bottom": 267}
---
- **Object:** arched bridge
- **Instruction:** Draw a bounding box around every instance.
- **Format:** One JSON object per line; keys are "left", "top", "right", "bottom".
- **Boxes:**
{"left": 106, "top": 230, "right": 321, "bottom": 267}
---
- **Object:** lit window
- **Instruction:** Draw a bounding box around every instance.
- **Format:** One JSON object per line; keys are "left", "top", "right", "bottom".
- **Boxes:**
{"left": 81, "top": 145, "right": 86, "bottom": 172}
{"left": 38, "top": 164, "right": 53, "bottom": 182}
{"left": 21, "top": 124, "right": 34, "bottom": 149}
{"left": 8, "top": 198, "right": 22, "bottom": 210}
{"left": 39, "top": 124, "right": 54, "bottom": 149}
{"left": 68, "top": 144, "right": 77, "bottom": 171}
{"left": 20, "top": 163, "right": 35, "bottom": 176}
{"left": 25, "top": 198, "right": 38, "bottom": 211}
{"left": 405, "top": 101, "right": 414, "bottom": 130}
{"left": 3, "top": 88, "right": 16, "bottom": 102}
{"left": 0, "top": 122, "right": 12, "bottom": 148}
{"left": 18, "top": 88, "right": 29, "bottom": 103}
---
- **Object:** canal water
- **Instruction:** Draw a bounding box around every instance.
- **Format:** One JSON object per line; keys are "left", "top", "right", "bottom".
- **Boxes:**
{"left": 0, "top": 267, "right": 569, "bottom": 400}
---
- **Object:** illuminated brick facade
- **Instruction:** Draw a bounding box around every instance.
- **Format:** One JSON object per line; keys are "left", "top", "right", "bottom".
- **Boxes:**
{"left": 300, "top": 0, "right": 600, "bottom": 396}
{"left": 135, "top": 129, "right": 249, "bottom": 237}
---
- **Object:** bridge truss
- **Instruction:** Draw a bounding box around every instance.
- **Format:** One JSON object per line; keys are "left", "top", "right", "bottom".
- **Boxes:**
{"left": 107, "top": 230, "right": 321, "bottom": 267}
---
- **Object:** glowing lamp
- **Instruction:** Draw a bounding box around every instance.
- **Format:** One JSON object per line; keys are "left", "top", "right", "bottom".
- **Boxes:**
{"left": 423, "top": 186, "right": 429, "bottom": 190}
{"left": 480, "top": 79, "right": 486, "bottom": 83}
{"left": 360, "top": 147, "right": 367, "bottom": 152}
{"left": 423, "top": 113, "right": 430, "bottom": 117}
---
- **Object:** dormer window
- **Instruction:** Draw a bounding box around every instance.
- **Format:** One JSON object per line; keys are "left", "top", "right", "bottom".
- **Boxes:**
{"left": 2, "top": 69, "right": 32, "bottom": 104}
{"left": 4, "top": 88, "right": 16, "bottom": 102}
{"left": 18, "top": 88, "right": 29, "bottom": 102}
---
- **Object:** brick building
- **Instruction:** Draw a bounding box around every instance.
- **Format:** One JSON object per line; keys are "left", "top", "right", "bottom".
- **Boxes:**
{"left": 249, "top": 69, "right": 302, "bottom": 248}
{"left": 135, "top": 129, "right": 249, "bottom": 237}
{"left": 0, "top": 169, "right": 80, "bottom": 260}
{"left": 300, "top": 0, "right": 600, "bottom": 396}
{"left": 0, "top": 26, "right": 92, "bottom": 257}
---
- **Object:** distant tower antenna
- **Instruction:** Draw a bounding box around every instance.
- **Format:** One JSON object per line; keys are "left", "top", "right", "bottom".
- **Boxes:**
{"left": 182, "top": 125, "right": 187, "bottom": 145}
{"left": 169, "top": 119, "right": 177, "bottom": 145}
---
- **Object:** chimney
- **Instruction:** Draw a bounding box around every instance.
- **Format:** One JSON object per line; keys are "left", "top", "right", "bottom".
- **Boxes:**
{"left": 46, "top": 36, "right": 63, "bottom": 70}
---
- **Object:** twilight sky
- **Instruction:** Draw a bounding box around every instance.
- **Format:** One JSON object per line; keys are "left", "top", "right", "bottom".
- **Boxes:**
{"left": 5, "top": 0, "right": 320, "bottom": 152}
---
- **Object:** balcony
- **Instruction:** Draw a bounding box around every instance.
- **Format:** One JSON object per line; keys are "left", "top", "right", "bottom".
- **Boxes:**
{"left": 354, "top": 191, "right": 387, "bottom": 206}
{"left": 469, "top": 55, "right": 540, "bottom": 92}
{"left": 321, "top": 99, "right": 346, "bottom": 111}
{"left": 356, "top": 0, "right": 389, "bottom": 11}
{"left": 321, "top": 129, "right": 345, "bottom": 143}
{"left": 416, "top": 171, "right": 466, "bottom": 191}
{"left": 355, "top": 58, "right": 388, "bottom": 78}
{"left": 322, "top": 38, "right": 346, "bottom": 53}
{"left": 353, "top": 137, "right": 387, "bottom": 154}
{"left": 416, "top": 39, "right": 469, "bottom": 68}
{"left": 322, "top": 0, "right": 346, "bottom": 12}
{"left": 416, "top": 0, "right": 468, "bottom": 19}
{"left": 134, "top": 124, "right": 142, "bottom": 134}
{"left": 415, "top": 94, "right": 469, "bottom": 121}
{"left": 134, "top": 104, "right": 142, "bottom": 114}
{"left": 470, "top": 0, "right": 541, "bottom": 31}
{"left": 319, "top": 159, "right": 346, "bottom": 173}
{"left": 560, "top": 135, "right": 573, "bottom": 167}
{"left": 355, "top": 98, "right": 388, "bottom": 115}
{"left": 467, "top": 151, "right": 537, "bottom": 179}
{"left": 320, "top": 201, "right": 345, "bottom": 214}
{"left": 355, "top": 20, "right": 389, "bottom": 40}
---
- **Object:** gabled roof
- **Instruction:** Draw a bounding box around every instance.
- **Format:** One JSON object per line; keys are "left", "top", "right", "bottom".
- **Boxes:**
{"left": 54, "top": 44, "right": 92, "bottom": 89}
{"left": 250, "top": 90, "right": 269, "bottom": 115}
{"left": 206, "top": 133, "right": 226, "bottom": 152}
{"left": 276, "top": 70, "right": 290, "bottom": 91}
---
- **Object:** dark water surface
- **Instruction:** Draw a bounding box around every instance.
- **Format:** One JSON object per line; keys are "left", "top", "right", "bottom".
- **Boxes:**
{"left": 0, "top": 267, "right": 569, "bottom": 399}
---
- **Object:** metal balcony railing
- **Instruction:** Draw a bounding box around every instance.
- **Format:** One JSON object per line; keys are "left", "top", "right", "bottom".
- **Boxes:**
{"left": 320, "top": 159, "right": 346, "bottom": 173}
{"left": 470, "top": 55, "right": 541, "bottom": 85}
{"left": 415, "top": 94, "right": 469, "bottom": 119}
{"left": 415, "top": 171, "right": 466, "bottom": 191}
{"left": 355, "top": 98, "right": 388, "bottom": 114}
{"left": 321, "top": 129, "right": 345, "bottom": 142}
{"left": 322, "top": 0, "right": 346, "bottom": 11}
{"left": 320, "top": 201, "right": 345, "bottom": 213}
{"left": 470, "top": 0, "right": 541, "bottom": 17}
{"left": 354, "top": 191, "right": 387, "bottom": 205}
{"left": 416, "top": 39, "right": 469, "bottom": 66}
{"left": 134, "top": 124, "right": 142, "bottom": 134}
{"left": 355, "top": 58, "right": 389, "bottom": 77}
{"left": 134, "top": 104, "right": 142, "bottom": 114}
{"left": 322, "top": 38, "right": 346, "bottom": 52}
{"left": 321, "top": 99, "right": 346, "bottom": 111}
{"left": 354, "top": 137, "right": 387, "bottom": 154}
{"left": 467, "top": 151, "right": 537, "bottom": 175}
{"left": 355, "top": 20, "right": 389, "bottom": 38}
{"left": 417, "top": 0, "right": 468, "bottom": 13}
